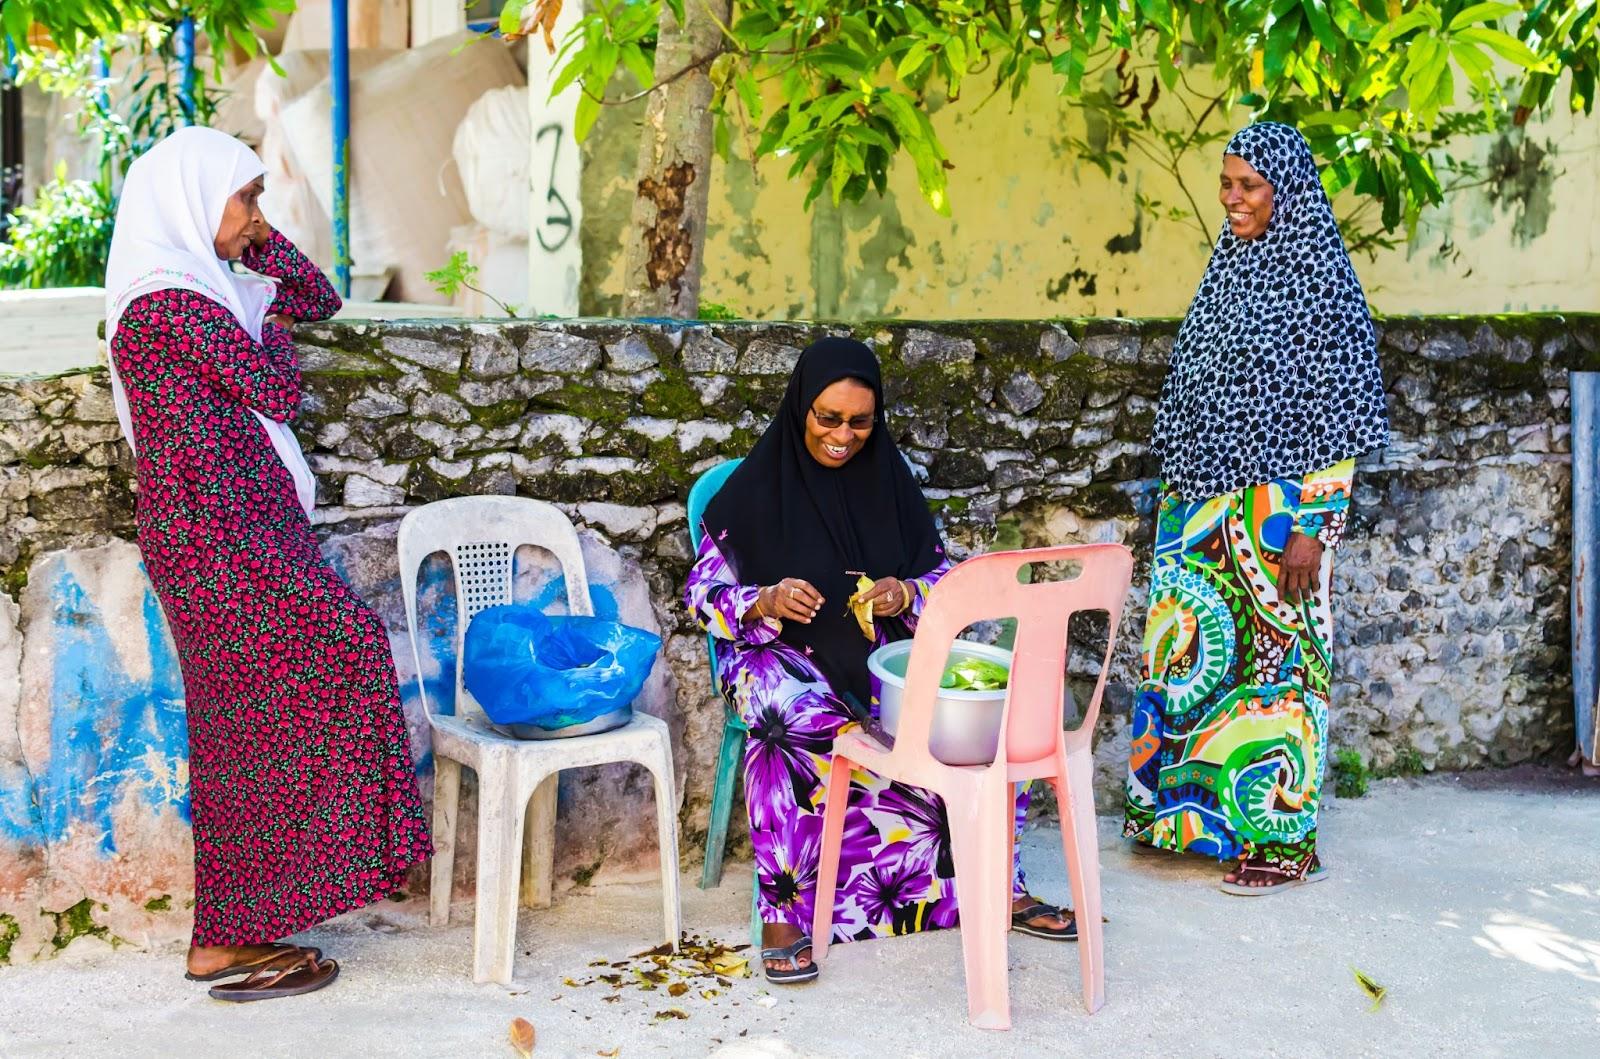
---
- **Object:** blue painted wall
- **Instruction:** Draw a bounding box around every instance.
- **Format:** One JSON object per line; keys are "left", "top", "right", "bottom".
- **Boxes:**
{"left": 0, "top": 565, "right": 189, "bottom": 853}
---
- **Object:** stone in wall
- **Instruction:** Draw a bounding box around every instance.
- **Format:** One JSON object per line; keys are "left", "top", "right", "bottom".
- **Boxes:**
{"left": 2, "top": 315, "right": 1596, "bottom": 954}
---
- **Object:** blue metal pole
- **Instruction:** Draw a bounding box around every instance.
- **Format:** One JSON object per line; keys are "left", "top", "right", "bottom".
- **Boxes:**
{"left": 1572, "top": 371, "right": 1599, "bottom": 768}
{"left": 94, "top": 42, "right": 112, "bottom": 186}
{"left": 176, "top": 16, "right": 196, "bottom": 125}
{"left": 330, "top": 0, "right": 352, "bottom": 297}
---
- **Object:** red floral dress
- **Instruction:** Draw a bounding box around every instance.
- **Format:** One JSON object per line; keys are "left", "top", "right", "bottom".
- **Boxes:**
{"left": 111, "top": 232, "right": 432, "bottom": 947}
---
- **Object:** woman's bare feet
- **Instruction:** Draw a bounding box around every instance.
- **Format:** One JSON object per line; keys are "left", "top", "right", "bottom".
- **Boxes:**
{"left": 760, "top": 923, "right": 812, "bottom": 974}
{"left": 1012, "top": 895, "right": 1072, "bottom": 932}
{"left": 186, "top": 943, "right": 309, "bottom": 978}
{"left": 1221, "top": 853, "right": 1323, "bottom": 891}
{"left": 759, "top": 898, "right": 1073, "bottom": 971}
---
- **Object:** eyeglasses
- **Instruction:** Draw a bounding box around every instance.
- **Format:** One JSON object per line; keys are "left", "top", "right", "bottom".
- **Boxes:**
{"left": 809, "top": 408, "right": 875, "bottom": 431}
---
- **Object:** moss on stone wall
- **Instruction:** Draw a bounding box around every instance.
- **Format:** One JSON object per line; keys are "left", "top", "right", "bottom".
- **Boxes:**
{"left": 43, "top": 899, "right": 121, "bottom": 952}
{"left": 0, "top": 912, "right": 20, "bottom": 964}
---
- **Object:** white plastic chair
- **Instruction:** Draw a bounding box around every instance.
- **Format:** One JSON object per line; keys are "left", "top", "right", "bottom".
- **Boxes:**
{"left": 397, "top": 496, "right": 681, "bottom": 984}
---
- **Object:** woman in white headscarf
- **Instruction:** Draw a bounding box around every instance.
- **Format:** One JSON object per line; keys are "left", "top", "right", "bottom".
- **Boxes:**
{"left": 107, "top": 127, "right": 430, "bottom": 1002}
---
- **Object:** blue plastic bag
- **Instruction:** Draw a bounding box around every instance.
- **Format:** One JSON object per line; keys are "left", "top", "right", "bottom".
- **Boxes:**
{"left": 463, "top": 605, "right": 661, "bottom": 736}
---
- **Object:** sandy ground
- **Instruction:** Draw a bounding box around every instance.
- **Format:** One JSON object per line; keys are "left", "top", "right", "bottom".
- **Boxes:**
{"left": 3, "top": 768, "right": 1597, "bottom": 1059}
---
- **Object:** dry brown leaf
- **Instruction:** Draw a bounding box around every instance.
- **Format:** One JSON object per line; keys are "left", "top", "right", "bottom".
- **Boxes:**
{"left": 509, "top": 0, "right": 564, "bottom": 52}
{"left": 700, "top": 989, "right": 720, "bottom": 1000}
{"left": 509, "top": 1017, "right": 536, "bottom": 1057}
{"left": 653, "top": 1008, "right": 690, "bottom": 1021}
{"left": 597, "top": 1051, "right": 619, "bottom": 1058}
{"left": 667, "top": 982, "right": 689, "bottom": 997}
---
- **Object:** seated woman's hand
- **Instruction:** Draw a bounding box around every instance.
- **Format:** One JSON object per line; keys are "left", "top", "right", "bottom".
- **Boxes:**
{"left": 856, "top": 576, "right": 912, "bottom": 618}
{"left": 756, "top": 578, "right": 823, "bottom": 624}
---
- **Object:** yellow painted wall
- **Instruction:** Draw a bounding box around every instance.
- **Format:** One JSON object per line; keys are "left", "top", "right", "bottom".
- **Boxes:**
{"left": 583, "top": 68, "right": 1599, "bottom": 319}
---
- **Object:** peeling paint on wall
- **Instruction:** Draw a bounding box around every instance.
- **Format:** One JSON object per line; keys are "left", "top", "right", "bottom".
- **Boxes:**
{"left": 579, "top": 59, "right": 1600, "bottom": 318}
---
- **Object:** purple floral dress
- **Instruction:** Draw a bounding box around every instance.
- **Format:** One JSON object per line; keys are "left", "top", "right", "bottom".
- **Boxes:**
{"left": 686, "top": 533, "right": 1031, "bottom": 942}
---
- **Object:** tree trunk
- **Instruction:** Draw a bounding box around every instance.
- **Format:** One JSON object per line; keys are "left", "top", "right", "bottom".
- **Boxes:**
{"left": 619, "top": 0, "right": 730, "bottom": 318}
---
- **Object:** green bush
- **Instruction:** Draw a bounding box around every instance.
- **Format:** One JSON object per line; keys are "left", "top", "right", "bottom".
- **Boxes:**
{"left": 1331, "top": 748, "right": 1370, "bottom": 799}
{"left": 1380, "top": 746, "right": 1428, "bottom": 779}
{"left": 0, "top": 167, "right": 115, "bottom": 289}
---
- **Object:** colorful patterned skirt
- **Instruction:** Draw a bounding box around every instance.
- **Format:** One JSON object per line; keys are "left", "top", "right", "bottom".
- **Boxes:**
{"left": 1122, "top": 461, "right": 1352, "bottom": 870}
{"left": 718, "top": 638, "right": 1030, "bottom": 942}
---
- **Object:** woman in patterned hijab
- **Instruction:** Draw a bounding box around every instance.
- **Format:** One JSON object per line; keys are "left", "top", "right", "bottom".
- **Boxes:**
{"left": 1123, "top": 122, "right": 1390, "bottom": 895}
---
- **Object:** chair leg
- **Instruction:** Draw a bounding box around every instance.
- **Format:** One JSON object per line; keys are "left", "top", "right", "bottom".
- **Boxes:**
{"left": 471, "top": 759, "right": 527, "bottom": 985}
{"left": 700, "top": 711, "right": 747, "bottom": 890}
{"left": 520, "top": 772, "right": 559, "bottom": 909}
{"left": 947, "top": 778, "right": 1016, "bottom": 1031}
{"left": 1054, "top": 752, "right": 1105, "bottom": 1014}
{"left": 808, "top": 752, "right": 854, "bottom": 961}
{"left": 749, "top": 864, "right": 763, "bottom": 950}
{"left": 642, "top": 739, "right": 682, "bottom": 951}
{"left": 429, "top": 756, "right": 462, "bottom": 928}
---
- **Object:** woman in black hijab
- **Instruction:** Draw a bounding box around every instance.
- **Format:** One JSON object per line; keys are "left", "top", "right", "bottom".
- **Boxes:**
{"left": 686, "top": 338, "right": 1072, "bottom": 985}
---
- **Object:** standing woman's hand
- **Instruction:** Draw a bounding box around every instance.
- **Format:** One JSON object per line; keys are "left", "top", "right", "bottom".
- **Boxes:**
{"left": 754, "top": 578, "right": 824, "bottom": 624}
{"left": 1279, "top": 533, "right": 1324, "bottom": 605}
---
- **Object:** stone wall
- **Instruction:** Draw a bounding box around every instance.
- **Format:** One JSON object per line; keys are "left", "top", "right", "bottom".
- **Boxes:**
{"left": 2, "top": 314, "right": 1594, "bottom": 961}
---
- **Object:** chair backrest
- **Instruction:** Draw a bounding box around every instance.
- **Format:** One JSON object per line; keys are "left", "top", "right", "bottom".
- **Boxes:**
{"left": 686, "top": 458, "right": 743, "bottom": 687}
{"left": 894, "top": 544, "right": 1134, "bottom": 769}
{"left": 397, "top": 495, "right": 594, "bottom": 721}
{"left": 687, "top": 458, "right": 743, "bottom": 552}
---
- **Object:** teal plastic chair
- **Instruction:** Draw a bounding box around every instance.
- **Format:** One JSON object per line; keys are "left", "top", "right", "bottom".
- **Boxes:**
{"left": 686, "top": 459, "right": 762, "bottom": 948}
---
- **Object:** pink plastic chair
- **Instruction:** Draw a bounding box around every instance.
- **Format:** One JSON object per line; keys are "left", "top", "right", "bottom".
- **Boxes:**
{"left": 811, "top": 543, "right": 1133, "bottom": 1030}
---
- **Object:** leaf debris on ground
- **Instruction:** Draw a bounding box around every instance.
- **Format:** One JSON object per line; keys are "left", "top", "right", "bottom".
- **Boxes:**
{"left": 1352, "top": 966, "right": 1388, "bottom": 1011}
{"left": 508, "top": 1016, "right": 536, "bottom": 1057}
{"left": 557, "top": 935, "right": 752, "bottom": 1016}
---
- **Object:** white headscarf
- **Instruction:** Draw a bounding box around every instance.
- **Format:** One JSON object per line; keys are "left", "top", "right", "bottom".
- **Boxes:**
{"left": 105, "top": 126, "right": 316, "bottom": 514}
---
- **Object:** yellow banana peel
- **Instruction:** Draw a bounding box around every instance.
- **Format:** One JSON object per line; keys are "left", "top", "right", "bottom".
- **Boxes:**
{"left": 845, "top": 573, "right": 876, "bottom": 641}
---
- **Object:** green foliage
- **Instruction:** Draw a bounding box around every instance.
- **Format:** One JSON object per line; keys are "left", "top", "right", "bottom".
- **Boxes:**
{"left": 513, "top": 0, "right": 1597, "bottom": 253}
{"left": 426, "top": 250, "right": 522, "bottom": 317}
{"left": 696, "top": 299, "right": 741, "bottom": 320}
{"left": 1331, "top": 747, "right": 1371, "bottom": 798}
{"left": 4, "top": 13, "right": 239, "bottom": 287}
{"left": 1, "top": 1, "right": 292, "bottom": 65}
{"left": 0, "top": 167, "right": 117, "bottom": 289}
{"left": 1380, "top": 745, "right": 1429, "bottom": 778}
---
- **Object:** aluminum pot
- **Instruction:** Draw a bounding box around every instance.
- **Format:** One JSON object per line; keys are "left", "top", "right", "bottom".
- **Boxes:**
{"left": 867, "top": 639, "right": 1014, "bottom": 766}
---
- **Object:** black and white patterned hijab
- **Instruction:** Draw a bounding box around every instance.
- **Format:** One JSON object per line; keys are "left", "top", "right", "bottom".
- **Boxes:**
{"left": 1150, "top": 121, "right": 1390, "bottom": 500}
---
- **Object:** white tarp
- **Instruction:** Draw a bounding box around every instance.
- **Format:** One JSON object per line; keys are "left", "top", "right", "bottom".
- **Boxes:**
{"left": 277, "top": 32, "right": 525, "bottom": 302}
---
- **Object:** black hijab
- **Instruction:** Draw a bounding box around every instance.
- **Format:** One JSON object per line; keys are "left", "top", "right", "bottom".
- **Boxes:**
{"left": 702, "top": 337, "right": 943, "bottom": 706}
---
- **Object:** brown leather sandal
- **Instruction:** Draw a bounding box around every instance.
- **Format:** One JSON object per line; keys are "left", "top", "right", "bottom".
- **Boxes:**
{"left": 207, "top": 950, "right": 340, "bottom": 1002}
{"left": 184, "top": 944, "right": 323, "bottom": 983}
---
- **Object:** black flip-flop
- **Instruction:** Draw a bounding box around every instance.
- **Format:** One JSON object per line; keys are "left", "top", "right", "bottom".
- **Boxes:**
{"left": 761, "top": 935, "right": 819, "bottom": 984}
{"left": 1011, "top": 902, "right": 1078, "bottom": 941}
{"left": 208, "top": 951, "right": 340, "bottom": 1002}
{"left": 185, "top": 944, "right": 323, "bottom": 982}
